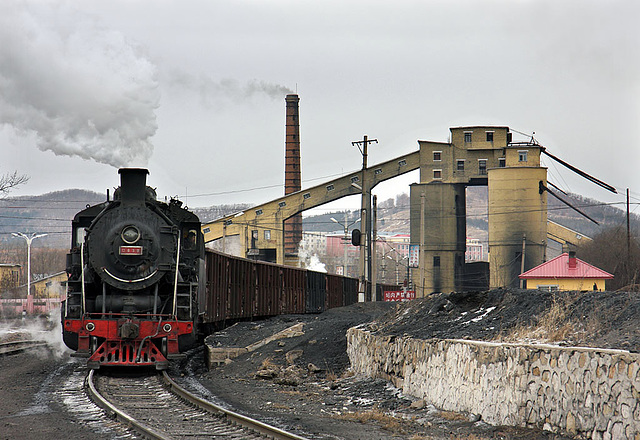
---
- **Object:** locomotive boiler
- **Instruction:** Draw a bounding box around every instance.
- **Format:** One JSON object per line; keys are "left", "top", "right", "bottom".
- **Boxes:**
{"left": 62, "top": 168, "right": 204, "bottom": 369}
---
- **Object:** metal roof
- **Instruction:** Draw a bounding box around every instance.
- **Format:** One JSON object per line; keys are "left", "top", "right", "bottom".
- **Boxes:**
{"left": 519, "top": 253, "right": 613, "bottom": 280}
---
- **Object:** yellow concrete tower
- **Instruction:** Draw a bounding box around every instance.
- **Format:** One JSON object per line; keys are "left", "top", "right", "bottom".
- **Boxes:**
{"left": 488, "top": 145, "right": 547, "bottom": 288}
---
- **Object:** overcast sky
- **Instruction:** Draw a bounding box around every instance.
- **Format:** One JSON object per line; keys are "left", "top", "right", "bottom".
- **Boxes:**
{"left": 1, "top": 0, "right": 638, "bottom": 216}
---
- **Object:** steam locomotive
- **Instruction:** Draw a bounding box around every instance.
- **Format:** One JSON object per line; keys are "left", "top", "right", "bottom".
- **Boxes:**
{"left": 62, "top": 168, "right": 204, "bottom": 369}
{"left": 62, "top": 168, "right": 397, "bottom": 370}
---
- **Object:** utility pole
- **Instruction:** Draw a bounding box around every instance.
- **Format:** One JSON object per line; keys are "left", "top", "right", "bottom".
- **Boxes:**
{"left": 343, "top": 212, "right": 349, "bottom": 276}
{"left": 519, "top": 234, "right": 526, "bottom": 289}
{"left": 371, "top": 195, "right": 377, "bottom": 302}
{"left": 330, "top": 214, "right": 360, "bottom": 277}
{"left": 352, "top": 135, "right": 377, "bottom": 301}
{"left": 627, "top": 188, "right": 631, "bottom": 262}
{"left": 419, "top": 193, "right": 426, "bottom": 298}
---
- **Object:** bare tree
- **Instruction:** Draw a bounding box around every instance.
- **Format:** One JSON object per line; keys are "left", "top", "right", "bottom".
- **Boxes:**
{"left": 577, "top": 226, "right": 640, "bottom": 290}
{"left": 30, "top": 248, "right": 67, "bottom": 278}
{"left": 0, "top": 171, "right": 29, "bottom": 195}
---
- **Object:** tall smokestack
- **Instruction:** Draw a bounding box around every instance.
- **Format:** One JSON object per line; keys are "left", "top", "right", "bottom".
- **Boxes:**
{"left": 284, "top": 94, "right": 302, "bottom": 255}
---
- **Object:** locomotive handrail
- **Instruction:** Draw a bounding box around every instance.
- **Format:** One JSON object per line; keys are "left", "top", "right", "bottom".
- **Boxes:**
{"left": 103, "top": 268, "right": 158, "bottom": 283}
{"left": 82, "top": 312, "right": 174, "bottom": 319}
{"left": 172, "top": 233, "right": 181, "bottom": 318}
{"left": 81, "top": 241, "right": 86, "bottom": 315}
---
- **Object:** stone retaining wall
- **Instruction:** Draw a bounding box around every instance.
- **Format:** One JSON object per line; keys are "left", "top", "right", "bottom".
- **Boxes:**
{"left": 347, "top": 327, "right": 640, "bottom": 439}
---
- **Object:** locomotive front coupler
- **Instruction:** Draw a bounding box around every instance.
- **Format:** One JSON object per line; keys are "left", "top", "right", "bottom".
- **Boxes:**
{"left": 118, "top": 317, "right": 140, "bottom": 339}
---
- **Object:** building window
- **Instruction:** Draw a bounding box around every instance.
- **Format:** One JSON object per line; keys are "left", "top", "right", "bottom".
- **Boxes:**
{"left": 518, "top": 150, "right": 528, "bottom": 162}
{"left": 457, "top": 160, "right": 465, "bottom": 171}
{"left": 433, "top": 151, "right": 442, "bottom": 161}
{"left": 498, "top": 158, "right": 506, "bottom": 168}
{"left": 326, "top": 184, "right": 335, "bottom": 191}
{"left": 464, "top": 132, "right": 472, "bottom": 143}
{"left": 255, "top": 209, "right": 263, "bottom": 216}
{"left": 478, "top": 159, "right": 487, "bottom": 175}
{"left": 486, "top": 131, "right": 494, "bottom": 142}
{"left": 264, "top": 230, "right": 271, "bottom": 240}
{"left": 433, "top": 169, "right": 442, "bottom": 179}
{"left": 433, "top": 256, "right": 440, "bottom": 267}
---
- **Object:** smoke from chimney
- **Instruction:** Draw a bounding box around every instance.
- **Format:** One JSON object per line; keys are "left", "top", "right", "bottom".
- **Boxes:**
{"left": 166, "top": 72, "right": 293, "bottom": 107}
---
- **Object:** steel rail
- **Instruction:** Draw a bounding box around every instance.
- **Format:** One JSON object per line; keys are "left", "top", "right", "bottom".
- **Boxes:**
{"left": 0, "top": 340, "right": 48, "bottom": 356}
{"left": 160, "top": 371, "right": 309, "bottom": 440}
{"left": 86, "top": 370, "right": 171, "bottom": 440}
{"left": 86, "top": 370, "right": 309, "bottom": 440}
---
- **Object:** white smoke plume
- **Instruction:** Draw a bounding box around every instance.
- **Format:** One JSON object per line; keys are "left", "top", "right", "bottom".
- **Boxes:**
{"left": 0, "top": 3, "right": 159, "bottom": 168}
{"left": 297, "top": 246, "right": 327, "bottom": 273}
{"left": 167, "top": 71, "right": 293, "bottom": 107}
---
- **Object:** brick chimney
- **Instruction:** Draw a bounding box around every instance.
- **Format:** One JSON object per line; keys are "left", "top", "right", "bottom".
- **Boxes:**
{"left": 568, "top": 250, "right": 577, "bottom": 269}
{"left": 284, "top": 94, "right": 302, "bottom": 255}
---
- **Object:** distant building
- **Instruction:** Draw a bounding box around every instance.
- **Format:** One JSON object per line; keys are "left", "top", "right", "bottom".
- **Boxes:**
{"left": 0, "top": 264, "right": 21, "bottom": 292}
{"left": 376, "top": 234, "right": 410, "bottom": 284}
{"left": 8, "top": 271, "right": 67, "bottom": 298}
{"left": 300, "top": 232, "right": 327, "bottom": 256}
{"left": 519, "top": 252, "right": 613, "bottom": 292}
{"left": 377, "top": 233, "right": 411, "bottom": 259}
{"left": 465, "top": 238, "right": 485, "bottom": 262}
{"left": 31, "top": 271, "right": 67, "bottom": 298}
{"left": 326, "top": 232, "right": 359, "bottom": 277}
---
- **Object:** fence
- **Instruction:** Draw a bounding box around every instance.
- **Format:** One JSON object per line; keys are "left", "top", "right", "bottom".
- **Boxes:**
{"left": 0, "top": 297, "right": 60, "bottom": 317}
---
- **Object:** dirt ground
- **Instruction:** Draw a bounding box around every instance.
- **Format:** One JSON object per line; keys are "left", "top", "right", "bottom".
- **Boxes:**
{"left": 178, "top": 288, "right": 634, "bottom": 439}
{"left": 2, "top": 288, "right": 636, "bottom": 439}
{"left": 0, "top": 320, "right": 129, "bottom": 440}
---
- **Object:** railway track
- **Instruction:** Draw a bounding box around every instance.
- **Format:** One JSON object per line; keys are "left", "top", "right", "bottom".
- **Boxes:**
{"left": 87, "top": 370, "right": 309, "bottom": 440}
{"left": 0, "top": 339, "right": 48, "bottom": 356}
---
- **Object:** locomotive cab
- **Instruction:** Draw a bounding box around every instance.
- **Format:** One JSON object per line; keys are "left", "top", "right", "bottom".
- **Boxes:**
{"left": 62, "top": 168, "right": 203, "bottom": 369}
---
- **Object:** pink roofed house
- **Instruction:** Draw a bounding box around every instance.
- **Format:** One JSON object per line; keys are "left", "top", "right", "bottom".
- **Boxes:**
{"left": 519, "top": 251, "right": 613, "bottom": 292}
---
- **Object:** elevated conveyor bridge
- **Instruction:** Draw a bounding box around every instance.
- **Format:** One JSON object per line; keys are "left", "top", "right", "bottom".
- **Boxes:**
{"left": 201, "top": 151, "right": 420, "bottom": 265}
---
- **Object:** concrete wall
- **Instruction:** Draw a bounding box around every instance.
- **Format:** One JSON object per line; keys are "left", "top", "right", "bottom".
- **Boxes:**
{"left": 410, "top": 182, "right": 466, "bottom": 295}
{"left": 524, "top": 277, "right": 607, "bottom": 292}
{"left": 347, "top": 327, "right": 640, "bottom": 439}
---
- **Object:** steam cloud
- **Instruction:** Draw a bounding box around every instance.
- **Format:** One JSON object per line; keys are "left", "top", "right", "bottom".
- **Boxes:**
{"left": 0, "top": 4, "right": 159, "bottom": 168}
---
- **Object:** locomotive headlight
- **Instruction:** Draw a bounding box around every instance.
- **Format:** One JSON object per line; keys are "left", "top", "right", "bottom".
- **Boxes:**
{"left": 163, "top": 323, "right": 172, "bottom": 333}
{"left": 86, "top": 322, "right": 96, "bottom": 332}
{"left": 121, "top": 225, "right": 140, "bottom": 244}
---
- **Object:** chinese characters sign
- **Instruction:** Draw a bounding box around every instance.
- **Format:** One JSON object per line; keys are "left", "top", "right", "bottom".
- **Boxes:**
{"left": 408, "top": 244, "right": 419, "bottom": 268}
{"left": 383, "top": 291, "right": 416, "bottom": 302}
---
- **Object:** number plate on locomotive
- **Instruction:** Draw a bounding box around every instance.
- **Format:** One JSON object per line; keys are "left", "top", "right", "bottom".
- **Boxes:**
{"left": 119, "top": 246, "right": 143, "bottom": 255}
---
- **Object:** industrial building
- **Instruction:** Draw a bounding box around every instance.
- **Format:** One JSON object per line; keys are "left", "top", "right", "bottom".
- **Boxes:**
{"left": 200, "top": 95, "right": 598, "bottom": 297}
{"left": 410, "top": 126, "right": 547, "bottom": 294}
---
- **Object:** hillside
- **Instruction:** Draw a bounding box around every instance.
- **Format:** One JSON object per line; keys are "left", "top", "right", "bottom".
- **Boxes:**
{"left": 0, "top": 187, "right": 636, "bottom": 251}
{"left": 303, "top": 188, "right": 640, "bottom": 240}
{"left": 0, "top": 189, "right": 106, "bottom": 248}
